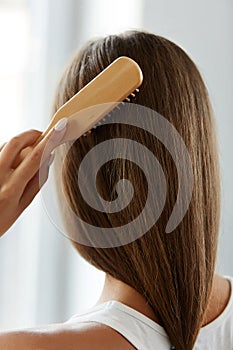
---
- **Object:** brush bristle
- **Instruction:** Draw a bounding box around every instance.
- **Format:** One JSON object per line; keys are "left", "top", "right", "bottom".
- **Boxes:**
{"left": 81, "top": 88, "right": 139, "bottom": 137}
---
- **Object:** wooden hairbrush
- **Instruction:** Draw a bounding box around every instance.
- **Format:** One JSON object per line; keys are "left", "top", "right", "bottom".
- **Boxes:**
{"left": 36, "top": 56, "right": 143, "bottom": 145}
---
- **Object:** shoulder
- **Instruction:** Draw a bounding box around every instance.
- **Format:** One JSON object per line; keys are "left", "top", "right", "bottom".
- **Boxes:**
{"left": 0, "top": 321, "right": 134, "bottom": 350}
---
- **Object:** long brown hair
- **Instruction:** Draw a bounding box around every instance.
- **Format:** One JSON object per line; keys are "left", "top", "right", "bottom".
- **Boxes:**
{"left": 52, "top": 31, "right": 220, "bottom": 349}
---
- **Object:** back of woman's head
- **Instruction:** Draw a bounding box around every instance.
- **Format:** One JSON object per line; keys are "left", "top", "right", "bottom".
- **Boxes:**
{"left": 53, "top": 31, "right": 220, "bottom": 349}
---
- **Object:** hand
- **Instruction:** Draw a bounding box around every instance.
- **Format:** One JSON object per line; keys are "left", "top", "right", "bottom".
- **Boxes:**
{"left": 0, "top": 118, "right": 67, "bottom": 237}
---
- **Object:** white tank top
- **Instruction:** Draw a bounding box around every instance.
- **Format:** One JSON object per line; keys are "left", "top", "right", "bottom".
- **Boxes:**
{"left": 66, "top": 276, "right": 233, "bottom": 349}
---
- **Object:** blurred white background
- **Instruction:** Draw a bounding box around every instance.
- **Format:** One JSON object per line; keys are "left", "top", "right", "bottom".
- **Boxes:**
{"left": 0, "top": 0, "right": 232, "bottom": 331}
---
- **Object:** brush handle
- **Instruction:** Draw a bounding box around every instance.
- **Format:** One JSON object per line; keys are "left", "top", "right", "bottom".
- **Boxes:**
{"left": 35, "top": 56, "right": 143, "bottom": 145}
{"left": 15, "top": 56, "right": 143, "bottom": 168}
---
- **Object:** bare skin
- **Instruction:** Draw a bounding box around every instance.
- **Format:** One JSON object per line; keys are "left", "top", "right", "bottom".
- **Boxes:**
{"left": 0, "top": 127, "right": 231, "bottom": 349}
{"left": 0, "top": 123, "right": 67, "bottom": 238}
{"left": 97, "top": 273, "right": 232, "bottom": 327}
{"left": 0, "top": 272, "right": 231, "bottom": 350}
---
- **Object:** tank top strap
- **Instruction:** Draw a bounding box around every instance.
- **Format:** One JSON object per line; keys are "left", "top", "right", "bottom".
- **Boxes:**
{"left": 66, "top": 276, "right": 233, "bottom": 349}
{"left": 66, "top": 300, "right": 173, "bottom": 350}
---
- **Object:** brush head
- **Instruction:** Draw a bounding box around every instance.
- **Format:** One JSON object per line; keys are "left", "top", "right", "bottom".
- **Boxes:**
{"left": 36, "top": 56, "right": 143, "bottom": 145}
{"left": 81, "top": 88, "right": 140, "bottom": 137}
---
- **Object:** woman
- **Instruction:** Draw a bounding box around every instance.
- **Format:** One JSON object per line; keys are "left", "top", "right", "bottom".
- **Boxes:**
{"left": 0, "top": 31, "right": 232, "bottom": 350}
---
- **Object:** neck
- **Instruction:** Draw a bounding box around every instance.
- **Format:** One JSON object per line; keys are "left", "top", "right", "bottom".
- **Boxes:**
{"left": 96, "top": 273, "right": 231, "bottom": 327}
{"left": 96, "top": 274, "right": 160, "bottom": 323}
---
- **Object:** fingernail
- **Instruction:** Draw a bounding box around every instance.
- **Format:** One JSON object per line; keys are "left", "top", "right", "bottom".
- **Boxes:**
{"left": 48, "top": 153, "right": 55, "bottom": 167}
{"left": 54, "top": 118, "right": 67, "bottom": 132}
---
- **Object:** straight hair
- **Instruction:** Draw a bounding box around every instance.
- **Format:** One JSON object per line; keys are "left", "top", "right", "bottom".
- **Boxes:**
{"left": 52, "top": 31, "right": 220, "bottom": 349}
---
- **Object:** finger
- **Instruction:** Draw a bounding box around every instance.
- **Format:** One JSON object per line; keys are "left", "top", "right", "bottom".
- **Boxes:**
{"left": 35, "top": 118, "right": 68, "bottom": 160}
{"left": 0, "top": 143, "right": 6, "bottom": 152}
{"left": 0, "top": 130, "right": 42, "bottom": 170}
{"left": 11, "top": 118, "right": 67, "bottom": 195}
{"left": 19, "top": 153, "right": 54, "bottom": 211}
